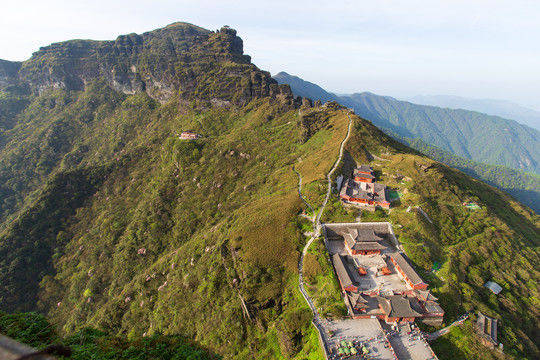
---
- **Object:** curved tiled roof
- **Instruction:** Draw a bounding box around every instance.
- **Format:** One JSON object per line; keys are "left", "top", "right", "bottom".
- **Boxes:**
{"left": 332, "top": 253, "right": 353, "bottom": 289}
{"left": 378, "top": 296, "right": 422, "bottom": 318}
{"left": 344, "top": 228, "right": 385, "bottom": 251}
{"left": 389, "top": 252, "right": 425, "bottom": 286}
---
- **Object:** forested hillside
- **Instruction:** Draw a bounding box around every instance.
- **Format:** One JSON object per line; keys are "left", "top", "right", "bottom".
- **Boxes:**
{"left": 0, "top": 23, "right": 538, "bottom": 360}
{"left": 405, "top": 138, "right": 540, "bottom": 212}
{"left": 0, "top": 311, "right": 217, "bottom": 359}
{"left": 343, "top": 92, "right": 539, "bottom": 174}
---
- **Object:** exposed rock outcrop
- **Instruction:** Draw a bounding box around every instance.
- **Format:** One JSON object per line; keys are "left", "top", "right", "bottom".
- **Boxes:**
{"left": 3, "top": 22, "right": 301, "bottom": 108}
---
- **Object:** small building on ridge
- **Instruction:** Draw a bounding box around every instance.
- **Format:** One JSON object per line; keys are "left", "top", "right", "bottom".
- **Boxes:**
{"left": 179, "top": 131, "right": 200, "bottom": 140}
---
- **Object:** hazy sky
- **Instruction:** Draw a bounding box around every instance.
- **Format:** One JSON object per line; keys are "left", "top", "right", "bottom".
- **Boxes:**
{"left": 1, "top": 0, "right": 539, "bottom": 110}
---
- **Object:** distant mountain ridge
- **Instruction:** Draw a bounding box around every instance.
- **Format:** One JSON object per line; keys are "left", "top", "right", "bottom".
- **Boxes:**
{"left": 407, "top": 94, "right": 540, "bottom": 130}
{"left": 343, "top": 93, "right": 539, "bottom": 173}
{"left": 273, "top": 72, "right": 339, "bottom": 104}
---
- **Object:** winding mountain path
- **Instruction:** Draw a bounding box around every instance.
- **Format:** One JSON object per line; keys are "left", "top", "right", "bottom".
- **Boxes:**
{"left": 315, "top": 113, "right": 353, "bottom": 230}
{"left": 426, "top": 314, "right": 469, "bottom": 341}
{"left": 296, "top": 112, "right": 353, "bottom": 358}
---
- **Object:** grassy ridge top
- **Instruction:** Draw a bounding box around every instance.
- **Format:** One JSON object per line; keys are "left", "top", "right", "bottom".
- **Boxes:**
{"left": 274, "top": 71, "right": 540, "bottom": 200}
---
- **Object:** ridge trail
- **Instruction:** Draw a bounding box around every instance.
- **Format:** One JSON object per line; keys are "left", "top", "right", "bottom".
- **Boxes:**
{"left": 296, "top": 112, "right": 353, "bottom": 358}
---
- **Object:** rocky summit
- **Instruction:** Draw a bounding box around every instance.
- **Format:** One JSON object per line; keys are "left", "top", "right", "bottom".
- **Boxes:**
{"left": 1, "top": 23, "right": 305, "bottom": 107}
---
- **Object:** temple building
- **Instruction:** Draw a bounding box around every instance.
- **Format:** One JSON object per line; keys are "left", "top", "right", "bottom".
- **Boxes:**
{"left": 377, "top": 295, "right": 422, "bottom": 323}
{"left": 389, "top": 252, "right": 428, "bottom": 290}
{"left": 332, "top": 253, "right": 358, "bottom": 292}
{"left": 179, "top": 131, "right": 200, "bottom": 140}
{"left": 344, "top": 228, "right": 386, "bottom": 255}
{"left": 348, "top": 292, "right": 370, "bottom": 313}
{"left": 325, "top": 222, "right": 444, "bottom": 326}
{"left": 344, "top": 291, "right": 444, "bottom": 325}
{"left": 353, "top": 165, "right": 376, "bottom": 183}
{"left": 340, "top": 165, "right": 390, "bottom": 209}
{"left": 476, "top": 312, "right": 499, "bottom": 349}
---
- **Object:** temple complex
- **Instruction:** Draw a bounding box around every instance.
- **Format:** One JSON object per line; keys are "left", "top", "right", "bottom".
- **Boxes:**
{"left": 324, "top": 222, "right": 444, "bottom": 326}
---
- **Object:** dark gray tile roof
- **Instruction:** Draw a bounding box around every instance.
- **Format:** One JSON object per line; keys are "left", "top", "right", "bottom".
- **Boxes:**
{"left": 354, "top": 229, "right": 384, "bottom": 242}
{"left": 332, "top": 253, "right": 353, "bottom": 289}
{"left": 356, "top": 165, "right": 373, "bottom": 173}
{"left": 408, "top": 296, "right": 425, "bottom": 314}
{"left": 341, "top": 179, "right": 388, "bottom": 203}
{"left": 414, "top": 289, "right": 438, "bottom": 301}
{"left": 354, "top": 172, "right": 375, "bottom": 179}
{"left": 351, "top": 242, "right": 386, "bottom": 251}
{"left": 373, "top": 183, "right": 387, "bottom": 202}
{"left": 348, "top": 292, "right": 368, "bottom": 307}
{"left": 389, "top": 252, "right": 425, "bottom": 286}
{"left": 378, "top": 296, "right": 422, "bottom": 318}
{"left": 424, "top": 301, "right": 444, "bottom": 315}
{"left": 344, "top": 228, "right": 385, "bottom": 251}
{"left": 477, "top": 312, "right": 498, "bottom": 344}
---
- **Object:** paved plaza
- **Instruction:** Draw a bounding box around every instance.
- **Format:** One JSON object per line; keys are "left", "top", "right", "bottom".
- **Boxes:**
{"left": 326, "top": 318, "right": 397, "bottom": 360}
{"left": 386, "top": 324, "right": 437, "bottom": 360}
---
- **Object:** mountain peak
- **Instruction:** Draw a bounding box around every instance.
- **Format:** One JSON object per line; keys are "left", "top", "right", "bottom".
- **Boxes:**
{"left": 163, "top": 21, "right": 210, "bottom": 31}
{"left": 274, "top": 71, "right": 291, "bottom": 77}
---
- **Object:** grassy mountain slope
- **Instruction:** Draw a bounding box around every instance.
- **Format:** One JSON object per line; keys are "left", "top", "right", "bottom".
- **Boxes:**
{"left": 0, "top": 79, "right": 351, "bottom": 358}
{"left": 0, "top": 24, "right": 538, "bottom": 360}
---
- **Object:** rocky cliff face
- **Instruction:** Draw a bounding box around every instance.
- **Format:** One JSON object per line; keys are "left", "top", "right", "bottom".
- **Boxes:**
{"left": 2, "top": 23, "right": 299, "bottom": 106}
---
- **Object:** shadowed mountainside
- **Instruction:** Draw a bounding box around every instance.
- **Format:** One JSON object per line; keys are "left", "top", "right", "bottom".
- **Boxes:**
{"left": 407, "top": 94, "right": 540, "bottom": 131}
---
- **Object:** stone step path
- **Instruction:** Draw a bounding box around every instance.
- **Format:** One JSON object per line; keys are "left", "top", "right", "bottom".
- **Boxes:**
{"left": 296, "top": 111, "right": 353, "bottom": 359}
{"left": 426, "top": 314, "right": 469, "bottom": 341}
